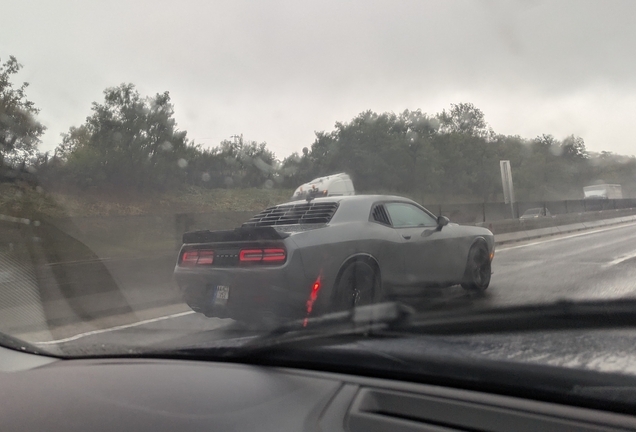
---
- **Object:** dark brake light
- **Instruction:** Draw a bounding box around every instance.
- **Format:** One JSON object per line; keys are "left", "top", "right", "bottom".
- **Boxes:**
{"left": 239, "top": 248, "right": 286, "bottom": 263}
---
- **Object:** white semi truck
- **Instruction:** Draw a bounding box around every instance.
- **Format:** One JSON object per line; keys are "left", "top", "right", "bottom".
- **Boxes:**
{"left": 583, "top": 184, "right": 623, "bottom": 199}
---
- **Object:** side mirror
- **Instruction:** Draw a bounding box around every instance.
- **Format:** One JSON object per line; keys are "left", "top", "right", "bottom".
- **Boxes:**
{"left": 436, "top": 216, "right": 450, "bottom": 230}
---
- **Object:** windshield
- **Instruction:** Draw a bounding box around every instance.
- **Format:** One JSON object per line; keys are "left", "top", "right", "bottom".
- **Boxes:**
{"left": 3, "top": 0, "right": 636, "bottom": 403}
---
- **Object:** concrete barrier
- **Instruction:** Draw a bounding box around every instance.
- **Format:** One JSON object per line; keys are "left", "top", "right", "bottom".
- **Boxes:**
{"left": 556, "top": 223, "right": 587, "bottom": 233}
{"left": 582, "top": 220, "right": 606, "bottom": 229}
{"left": 494, "top": 231, "right": 530, "bottom": 243}
{"left": 526, "top": 227, "right": 560, "bottom": 239}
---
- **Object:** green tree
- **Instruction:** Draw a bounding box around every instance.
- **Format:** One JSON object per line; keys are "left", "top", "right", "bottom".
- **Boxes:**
{"left": 560, "top": 135, "right": 587, "bottom": 160}
{"left": 433, "top": 104, "right": 497, "bottom": 200}
{"left": 302, "top": 111, "right": 417, "bottom": 192}
{"left": 399, "top": 109, "right": 442, "bottom": 195}
{"left": 56, "top": 84, "right": 192, "bottom": 190}
{"left": 279, "top": 148, "right": 317, "bottom": 189}
{"left": 436, "top": 103, "right": 489, "bottom": 138}
{"left": 216, "top": 135, "right": 278, "bottom": 188}
{"left": 0, "top": 56, "right": 45, "bottom": 165}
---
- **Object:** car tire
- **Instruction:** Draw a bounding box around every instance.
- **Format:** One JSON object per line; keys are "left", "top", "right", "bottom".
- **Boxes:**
{"left": 333, "top": 259, "right": 380, "bottom": 311}
{"left": 461, "top": 243, "right": 491, "bottom": 292}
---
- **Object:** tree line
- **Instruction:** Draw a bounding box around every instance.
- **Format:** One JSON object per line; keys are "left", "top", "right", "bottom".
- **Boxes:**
{"left": 2, "top": 55, "right": 635, "bottom": 202}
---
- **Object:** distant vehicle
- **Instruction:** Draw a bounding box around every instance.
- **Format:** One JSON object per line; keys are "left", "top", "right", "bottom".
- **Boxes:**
{"left": 290, "top": 173, "right": 354, "bottom": 201}
{"left": 520, "top": 207, "right": 552, "bottom": 220}
{"left": 174, "top": 195, "right": 495, "bottom": 324}
{"left": 583, "top": 184, "right": 622, "bottom": 200}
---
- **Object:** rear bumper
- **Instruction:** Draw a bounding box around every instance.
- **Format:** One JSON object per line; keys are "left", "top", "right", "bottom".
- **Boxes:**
{"left": 174, "top": 265, "right": 310, "bottom": 323}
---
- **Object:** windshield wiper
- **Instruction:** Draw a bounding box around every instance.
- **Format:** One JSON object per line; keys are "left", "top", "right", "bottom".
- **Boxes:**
{"left": 162, "top": 302, "right": 415, "bottom": 358}
{"left": 406, "top": 297, "right": 636, "bottom": 335}
{"left": 150, "top": 298, "right": 636, "bottom": 360}
{"left": 236, "top": 298, "right": 636, "bottom": 353}
{"left": 238, "top": 302, "right": 415, "bottom": 356}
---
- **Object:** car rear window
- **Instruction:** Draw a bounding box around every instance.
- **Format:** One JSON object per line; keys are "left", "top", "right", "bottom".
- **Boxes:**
{"left": 243, "top": 201, "right": 339, "bottom": 226}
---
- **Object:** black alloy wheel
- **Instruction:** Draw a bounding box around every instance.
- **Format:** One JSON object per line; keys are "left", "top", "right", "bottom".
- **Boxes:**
{"left": 461, "top": 244, "right": 491, "bottom": 292}
{"left": 334, "top": 260, "right": 379, "bottom": 310}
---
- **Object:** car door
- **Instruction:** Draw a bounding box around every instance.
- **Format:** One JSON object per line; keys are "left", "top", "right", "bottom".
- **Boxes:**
{"left": 384, "top": 202, "right": 460, "bottom": 286}
{"left": 368, "top": 203, "right": 408, "bottom": 288}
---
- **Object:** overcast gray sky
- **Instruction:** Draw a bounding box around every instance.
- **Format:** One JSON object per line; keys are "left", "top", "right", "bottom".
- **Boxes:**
{"left": 2, "top": 0, "right": 636, "bottom": 158}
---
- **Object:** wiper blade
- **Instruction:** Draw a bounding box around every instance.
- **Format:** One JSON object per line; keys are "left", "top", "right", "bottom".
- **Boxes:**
{"left": 151, "top": 299, "right": 636, "bottom": 361}
{"left": 272, "top": 301, "right": 412, "bottom": 333}
{"left": 164, "top": 302, "right": 414, "bottom": 358}
{"left": 407, "top": 298, "right": 636, "bottom": 335}
{"left": 240, "top": 301, "right": 414, "bottom": 353}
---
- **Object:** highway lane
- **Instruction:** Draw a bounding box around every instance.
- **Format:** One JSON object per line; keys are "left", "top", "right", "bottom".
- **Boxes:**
{"left": 489, "top": 221, "right": 636, "bottom": 305}
{"left": 20, "top": 221, "right": 636, "bottom": 354}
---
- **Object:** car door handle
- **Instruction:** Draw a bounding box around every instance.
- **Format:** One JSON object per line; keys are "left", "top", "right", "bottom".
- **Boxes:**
{"left": 402, "top": 235, "right": 411, "bottom": 240}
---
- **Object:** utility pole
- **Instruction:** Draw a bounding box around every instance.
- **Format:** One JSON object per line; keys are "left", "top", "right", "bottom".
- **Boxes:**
{"left": 500, "top": 160, "right": 516, "bottom": 219}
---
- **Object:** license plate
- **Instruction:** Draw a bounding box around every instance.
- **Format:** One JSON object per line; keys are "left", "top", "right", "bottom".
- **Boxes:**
{"left": 214, "top": 285, "right": 230, "bottom": 305}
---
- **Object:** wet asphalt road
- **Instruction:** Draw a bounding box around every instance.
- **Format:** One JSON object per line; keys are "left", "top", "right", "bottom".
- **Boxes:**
{"left": 488, "top": 221, "right": 636, "bottom": 305}
{"left": 33, "top": 221, "right": 636, "bottom": 353}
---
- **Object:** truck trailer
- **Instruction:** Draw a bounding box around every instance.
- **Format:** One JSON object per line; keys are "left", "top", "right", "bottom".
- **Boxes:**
{"left": 583, "top": 184, "right": 622, "bottom": 200}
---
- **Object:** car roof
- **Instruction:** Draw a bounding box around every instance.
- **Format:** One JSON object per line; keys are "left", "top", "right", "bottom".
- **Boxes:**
{"left": 273, "top": 195, "right": 424, "bottom": 224}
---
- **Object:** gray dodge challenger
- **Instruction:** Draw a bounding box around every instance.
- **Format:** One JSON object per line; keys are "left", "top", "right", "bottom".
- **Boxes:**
{"left": 174, "top": 195, "right": 495, "bottom": 324}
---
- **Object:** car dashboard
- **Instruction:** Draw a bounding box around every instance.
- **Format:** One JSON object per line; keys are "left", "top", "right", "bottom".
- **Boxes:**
{"left": 0, "top": 346, "right": 635, "bottom": 432}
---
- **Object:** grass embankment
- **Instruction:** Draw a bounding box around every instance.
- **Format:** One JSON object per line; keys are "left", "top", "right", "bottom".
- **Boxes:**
{"left": 1, "top": 184, "right": 296, "bottom": 259}
{"left": 1, "top": 183, "right": 294, "bottom": 218}
{"left": 45, "top": 186, "right": 295, "bottom": 217}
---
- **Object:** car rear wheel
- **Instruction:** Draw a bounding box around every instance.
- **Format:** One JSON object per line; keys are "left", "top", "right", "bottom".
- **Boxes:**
{"left": 461, "top": 243, "right": 491, "bottom": 292}
{"left": 334, "top": 260, "right": 380, "bottom": 310}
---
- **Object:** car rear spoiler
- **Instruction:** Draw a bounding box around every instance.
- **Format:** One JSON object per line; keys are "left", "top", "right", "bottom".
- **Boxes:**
{"left": 182, "top": 226, "right": 290, "bottom": 244}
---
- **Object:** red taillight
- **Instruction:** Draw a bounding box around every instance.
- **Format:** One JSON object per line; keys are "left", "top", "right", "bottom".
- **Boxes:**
{"left": 197, "top": 250, "right": 214, "bottom": 265}
{"left": 181, "top": 251, "right": 199, "bottom": 266}
{"left": 239, "top": 248, "right": 286, "bottom": 263}
{"left": 180, "top": 250, "right": 214, "bottom": 266}
{"left": 239, "top": 249, "right": 264, "bottom": 261}
{"left": 263, "top": 248, "right": 286, "bottom": 262}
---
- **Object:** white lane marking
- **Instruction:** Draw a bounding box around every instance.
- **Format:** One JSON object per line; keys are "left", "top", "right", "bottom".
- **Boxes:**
{"left": 497, "top": 221, "right": 636, "bottom": 252}
{"left": 35, "top": 311, "right": 196, "bottom": 346}
{"left": 604, "top": 250, "right": 636, "bottom": 267}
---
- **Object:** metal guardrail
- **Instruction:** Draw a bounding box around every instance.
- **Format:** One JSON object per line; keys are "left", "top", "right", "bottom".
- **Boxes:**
{"left": 478, "top": 207, "right": 636, "bottom": 234}
{"left": 427, "top": 199, "right": 636, "bottom": 224}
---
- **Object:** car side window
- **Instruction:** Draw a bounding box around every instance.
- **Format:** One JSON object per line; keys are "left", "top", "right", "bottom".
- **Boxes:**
{"left": 385, "top": 203, "right": 437, "bottom": 228}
